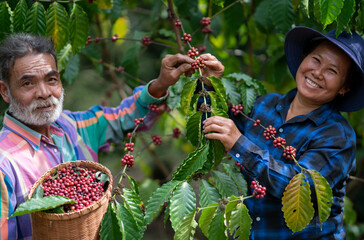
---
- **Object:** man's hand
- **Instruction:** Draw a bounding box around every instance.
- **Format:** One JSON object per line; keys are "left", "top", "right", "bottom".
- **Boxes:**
{"left": 203, "top": 116, "right": 241, "bottom": 151}
{"left": 200, "top": 53, "right": 225, "bottom": 80}
{"left": 149, "top": 54, "right": 194, "bottom": 98}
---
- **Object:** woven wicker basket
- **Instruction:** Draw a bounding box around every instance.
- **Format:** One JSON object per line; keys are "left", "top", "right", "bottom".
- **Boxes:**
{"left": 28, "top": 160, "right": 113, "bottom": 240}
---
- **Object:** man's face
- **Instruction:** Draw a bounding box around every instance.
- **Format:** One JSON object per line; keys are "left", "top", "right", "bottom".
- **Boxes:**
{"left": 1, "top": 53, "right": 63, "bottom": 126}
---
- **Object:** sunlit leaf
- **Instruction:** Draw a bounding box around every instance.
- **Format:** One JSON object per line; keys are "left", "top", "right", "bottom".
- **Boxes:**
{"left": 112, "top": 17, "right": 129, "bottom": 45}
{"left": 282, "top": 173, "right": 314, "bottom": 233}
{"left": 212, "top": 170, "right": 240, "bottom": 197}
{"left": 181, "top": 79, "right": 198, "bottom": 115}
{"left": 100, "top": 203, "right": 123, "bottom": 240}
{"left": 186, "top": 111, "right": 202, "bottom": 147}
{"left": 169, "top": 182, "right": 196, "bottom": 231}
{"left": 223, "top": 163, "right": 248, "bottom": 196}
{"left": 229, "top": 202, "right": 252, "bottom": 240}
{"left": 97, "top": 0, "right": 113, "bottom": 9}
{"left": 199, "top": 203, "right": 219, "bottom": 237}
{"left": 335, "top": 0, "right": 355, "bottom": 35}
{"left": 224, "top": 195, "right": 240, "bottom": 227}
{"left": 320, "top": 0, "right": 343, "bottom": 26}
{"left": 114, "top": 202, "right": 140, "bottom": 240}
{"left": 199, "top": 179, "right": 221, "bottom": 208}
{"left": 240, "top": 83, "right": 257, "bottom": 115}
{"left": 57, "top": 43, "right": 73, "bottom": 72}
{"left": 174, "top": 210, "right": 197, "bottom": 240}
{"left": 46, "top": 2, "right": 68, "bottom": 52}
{"left": 208, "top": 209, "right": 226, "bottom": 240}
{"left": 122, "top": 188, "right": 146, "bottom": 233}
{"left": 221, "top": 77, "right": 241, "bottom": 105}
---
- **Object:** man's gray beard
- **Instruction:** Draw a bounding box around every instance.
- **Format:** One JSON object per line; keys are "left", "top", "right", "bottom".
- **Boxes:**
{"left": 8, "top": 89, "right": 64, "bottom": 126}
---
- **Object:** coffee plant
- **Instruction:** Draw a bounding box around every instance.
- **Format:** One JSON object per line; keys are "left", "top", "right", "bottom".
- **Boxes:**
{"left": 2, "top": 0, "right": 364, "bottom": 239}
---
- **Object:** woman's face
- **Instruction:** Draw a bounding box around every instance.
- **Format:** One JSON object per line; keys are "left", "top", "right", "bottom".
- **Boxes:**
{"left": 295, "top": 40, "right": 351, "bottom": 107}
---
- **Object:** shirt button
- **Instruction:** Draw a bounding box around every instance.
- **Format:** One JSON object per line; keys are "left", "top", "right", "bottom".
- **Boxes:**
{"left": 279, "top": 128, "right": 283, "bottom": 133}
{"left": 236, "top": 153, "right": 240, "bottom": 158}
{"left": 43, "top": 143, "right": 47, "bottom": 147}
{"left": 54, "top": 149, "right": 58, "bottom": 153}
{"left": 256, "top": 217, "right": 260, "bottom": 222}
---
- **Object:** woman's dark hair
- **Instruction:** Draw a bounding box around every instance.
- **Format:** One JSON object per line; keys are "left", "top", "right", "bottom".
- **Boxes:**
{"left": 0, "top": 33, "right": 57, "bottom": 83}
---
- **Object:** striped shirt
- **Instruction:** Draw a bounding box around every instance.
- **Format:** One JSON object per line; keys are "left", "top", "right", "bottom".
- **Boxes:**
{"left": 229, "top": 89, "right": 356, "bottom": 239}
{"left": 0, "top": 83, "right": 166, "bottom": 240}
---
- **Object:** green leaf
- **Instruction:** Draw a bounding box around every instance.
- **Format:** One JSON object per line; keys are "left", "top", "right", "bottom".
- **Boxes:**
{"left": 302, "top": 0, "right": 310, "bottom": 17}
{"left": 0, "top": 2, "right": 12, "bottom": 41}
{"left": 32, "top": 185, "right": 44, "bottom": 199}
{"left": 25, "top": 2, "right": 46, "bottom": 36}
{"left": 145, "top": 180, "right": 181, "bottom": 224}
{"left": 100, "top": 203, "right": 122, "bottom": 240}
{"left": 172, "top": 143, "right": 209, "bottom": 181}
{"left": 313, "top": 0, "right": 322, "bottom": 22}
{"left": 169, "top": 181, "right": 196, "bottom": 231}
{"left": 229, "top": 202, "right": 252, "bottom": 240}
{"left": 97, "top": 0, "right": 113, "bottom": 9}
{"left": 240, "top": 83, "right": 257, "bottom": 115}
{"left": 223, "top": 163, "right": 248, "bottom": 196}
{"left": 208, "top": 209, "right": 226, "bottom": 240}
{"left": 212, "top": 170, "right": 240, "bottom": 198}
{"left": 270, "top": 0, "right": 295, "bottom": 33}
{"left": 174, "top": 210, "right": 198, "bottom": 240}
{"left": 320, "top": 0, "right": 343, "bottom": 26}
{"left": 10, "top": 196, "right": 76, "bottom": 217}
{"left": 46, "top": 2, "right": 69, "bottom": 52}
{"left": 209, "top": 91, "right": 228, "bottom": 116}
{"left": 211, "top": 139, "right": 226, "bottom": 168}
{"left": 181, "top": 79, "right": 198, "bottom": 115}
{"left": 127, "top": 175, "right": 139, "bottom": 195}
{"left": 282, "top": 173, "right": 314, "bottom": 233}
{"left": 343, "top": 196, "right": 357, "bottom": 225}
{"left": 212, "top": 0, "right": 224, "bottom": 8}
{"left": 208, "top": 76, "right": 227, "bottom": 100}
{"left": 254, "top": 0, "right": 274, "bottom": 32}
{"left": 13, "top": 0, "right": 28, "bottom": 32}
{"left": 335, "top": 0, "right": 355, "bottom": 35}
{"left": 224, "top": 195, "right": 240, "bottom": 226}
{"left": 307, "top": 169, "right": 333, "bottom": 230}
{"left": 62, "top": 53, "right": 80, "bottom": 85}
{"left": 199, "top": 179, "right": 221, "bottom": 208}
{"left": 57, "top": 43, "right": 73, "bottom": 72}
{"left": 138, "top": 179, "right": 159, "bottom": 204}
{"left": 221, "top": 77, "right": 241, "bottom": 105}
{"left": 186, "top": 111, "right": 202, "bottom": 147}
{"left": 114, "top": 202, "right": 141, "bottom": 240}
{"left": 69, "top": 3, "right": 89, "bottom": 54}
{"left": 122, "top": 188, "right": 146, "bottom": 233}
{"left": 198, "top": 203, "right": 219, "bottom": 237}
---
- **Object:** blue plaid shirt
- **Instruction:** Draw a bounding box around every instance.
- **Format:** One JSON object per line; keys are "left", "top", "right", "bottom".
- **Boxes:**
{"left": 229, "top": 89, "right": 356, "bottom": 239}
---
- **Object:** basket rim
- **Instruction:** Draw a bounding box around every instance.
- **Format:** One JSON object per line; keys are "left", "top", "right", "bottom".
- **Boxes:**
{"left": 28, "top": 160, "right": 113, "bottom": 218}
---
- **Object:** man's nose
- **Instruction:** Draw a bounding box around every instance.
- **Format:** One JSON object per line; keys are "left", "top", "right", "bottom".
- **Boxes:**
{"left": 35, "top": 81, "right": 52, "bottom": 99}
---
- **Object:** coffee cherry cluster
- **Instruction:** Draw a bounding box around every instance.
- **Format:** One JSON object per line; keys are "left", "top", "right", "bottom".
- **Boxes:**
{"left": 141, "top": 36, "right": 151, "bottom": 46}
{"left": 202, "top": 27, "right": 213, "bottom": 34}
{"left": 182, "top": 33, "right": 192, "bottom": 43}
{"left": 152, "top": 134, "right": 162, "bottom": 145}
{"left": 148, "top": 104, "right": 159, "bottom": 112}
{"left": 121, "top": 154, "right": 134, "bottom": 168}
{"left": 85, "top": 36, "right": 93, "bottom": 46}
{"left": 172, "top": 128, "right": 181, "bottom": 139}
{"left": 116, "top": 66, "right": 125, "bottom": 72}
{"left": 198, "top": 45, "right": 206, "bottom": 53}
{"left": 263, "top": 125, "right": 276, "bottom": 140}
{"left": 231, "top": 104, "right": 244, "bottom": 116}
{"left": 200, "top": 17, "right": 211, "bottom": 26}
{"left": 134, "top": 117, "right": 144, "bottom": 126}
{"left": 235, "top": 161, "right": 244, "bottom": 170}
{"left": 187, "top": 47, "right": 199, "bottom": 59}
{"left": 283, "top": 146, "right": 297, "bottom": 160}
{"left": 253, "top": 119, "right": 261, "bottom": 127}
{"left": 273, "top": 137, "right": 286, "bottom": 148}
{"left": 42, "top": 164, "right": 105, "bottom": 212}
{"left": 125, "top": 142, "right": 134, "bottom": 152}
{"left": 191, "top": 57, "right": 205, "bottom": 70}
{"left": 250, "top": 181, "right": 266, "bottom": 199}
{"left": 174, "top": 19, "right": 182, "bottom": 29}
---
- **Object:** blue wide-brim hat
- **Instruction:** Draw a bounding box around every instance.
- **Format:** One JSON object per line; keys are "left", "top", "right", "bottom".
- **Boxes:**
{"left": 285, "top": 26, "right": 364, "bottom": 112}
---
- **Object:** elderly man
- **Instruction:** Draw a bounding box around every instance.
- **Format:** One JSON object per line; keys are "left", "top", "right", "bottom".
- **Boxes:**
{"left": 0, "top": 33, "right": 194, "bottom": 239}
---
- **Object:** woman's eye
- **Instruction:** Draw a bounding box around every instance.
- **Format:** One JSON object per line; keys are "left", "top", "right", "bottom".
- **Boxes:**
{"left": 313, "top": 57, "right": 320, "bottom": 62}
{"left": 329, "top": 68, "right": 337, "bottom": 74}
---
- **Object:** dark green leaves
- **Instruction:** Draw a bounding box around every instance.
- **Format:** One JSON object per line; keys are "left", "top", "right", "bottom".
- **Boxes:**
{"left": 25, "top": 2, "right": 46, "bottom": 36}
{"left": 13, "top": 0, "right": 28, "bottom": 33}
{"left": 46, "top": 2, "right": 69, "bottom": 52}
{"left": 69, "top": 3, "right": 89, "bottom": 54}
{"left": 0, "top": 2, "right": 12, "bottom": 41}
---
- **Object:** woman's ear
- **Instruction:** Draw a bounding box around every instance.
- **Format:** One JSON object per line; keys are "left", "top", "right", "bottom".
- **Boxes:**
{"left": 0, "top": 81, "right": 10, "bottom": 103}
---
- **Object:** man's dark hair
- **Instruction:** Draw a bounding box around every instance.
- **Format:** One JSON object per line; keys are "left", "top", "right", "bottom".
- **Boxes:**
{"left": 0, "top": 33, "right": 57, "bottom": 83}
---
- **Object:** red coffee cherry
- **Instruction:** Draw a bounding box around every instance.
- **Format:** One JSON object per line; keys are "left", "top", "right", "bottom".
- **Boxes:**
{"left": 231, "top": 104, "right": 244, "bottom": 116}
{"left": 202, "top": 27, "right": 213, "bottom": 34}
{"left": 124, "top": 142, "right": 135, "bottom": 152}
{"left": 174, "top": 19, "right": 182, "bottom": 29}
{"left": 200, "top": 17, "right": 211, "bottom": 26}
{"left": 116, "top": 66, "right": 125, "bottom": 72}
{"left": 191, "top": 56, "right": 205, "bottom": 70}
{"left": 273, "top": 137, "right": 286, "bottom": 148}
{"left": 263, "top": 125, "right": 276, "bottom": 140}
{"left": 235, "top": 161, "right": 244, "bottom": 170}
{"left": 182, "top": 33, "right": 192, "bottom": 43}
{"left": 121, "top": 154, "right": 134, "bottom": 168}
{"left": 283, "top": 146, "right": 297, "bottom": 160}
{"left": 250, "top": 181, "right": 266, "bottom": 199}
{"left": 148, "top": 104, "right": 159, "bottom": 112}
{"left": 134, "top": 117, "right": 145, "bottom": 126}
{"left": 141, "top": 36, "right": 151, "bottom": 46}
{"left": 152, "top": 135, "right": 162, "bottom": 145}
{"left": 187, "top": 47, "right": 199, "bottom": 59}
{"left": 172, "top": 128, "right": 181, "bottom": 139}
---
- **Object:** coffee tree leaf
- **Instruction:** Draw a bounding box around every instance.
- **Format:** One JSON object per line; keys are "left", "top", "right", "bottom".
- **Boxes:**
{"left": 335, "top": 0, "right": 355, "bottom": 36}
{"left": 46, "top": 2, "right": 69, "bottom": 52}
{"left": 10, "top": 196, "right": 76, "bottom": 217}
{"left": 270, "top": 0, "right": 294, "bottom": 33}
{"left": 282, "top": 173, "right": 314, "bottom": 233}
{"left": 169, "top": 181, "right": 196, "bottom": 231}
{"left": 13, "top": 0, "right": 28, "bottom": 32}
{"left": 145, "top": 180, "right": 181, "bottom": 224}
{"left": 100, "top": 203, "right": 122, "bottom": 240}
{"left": 221, "top": 77, "right": 241, "bottom": 105}
{"left": 307, "top": 169, "right": 333, "bottom": 230}
{"left": 172, "top": 143, "right": 209, "bottom": 181}
{"left": 240, "top": 83, "right": 257, "bottom": 115}
{"left": 211, "top": 139, "right": 225, "bottom": 167}
{"left": 186, "top": 111, "right": 202, "bottom": 147}
{"left": 32, "top": 185, "right": 44, "bottom": 199}
{"left": 320, "top": 0, "right": 343, "bottom": 26}
{"left": 181, "top": 79, "right": 198, "bottom": 115}
{"left": 164, "top": 200, "right": 170, "bottom": 226}
{"left": 209, "top": 91, "right": 228, "bottom": 117}
{"left": 207, "top": 76, "right": 227, "bottom": 100}
{"left": 224, "top": 195, "right": 240, "bottom": 226}
{"left": 211, "top": 170, "right": 240, "bottom": 197}
{"left": 199, "top": 179, "right": 221, "bottom": 208}
{"left": 189, "top": 94, "right": 199, "bottom": 116}
{"left": 199, "top": 203, "right": 219, "bottom": 237}
{"left": 69, "top": 3, "right": 89, "bottom": 54}
{"left": 122, "top": 188, "right": 146, "bottom": 233}
{"left": 62, "top": 53, "right": 80, "bottom": 85}
{"left": 229, "top": 202, "right": 252, "bottom": 240}
{"left": 114, "top": 202, "right": 141, "bottom": 240}
{"left": 174, "top": 210, "right": 197, "bottom": 240}
{"left": 57, "top": 43, "right": 73, "bottom": 71}
{"left": 223, "top": 163, "right": 248, "bottom": 196}
{"left": 126, "top": 175, "right": 139, "bottom": 194}
{"left": 25, "top": 2, "right": 46, "bottom": 36}
{"left": 208, "top": 209, "right": 226, "bottom": 240}
{"left": 97, "top": 0, "right": 113, "bottom": 9}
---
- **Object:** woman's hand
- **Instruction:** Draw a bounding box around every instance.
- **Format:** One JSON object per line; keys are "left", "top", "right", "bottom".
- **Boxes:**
{"left": 199, "top": 53, "right": 225, "bottom": 86}
{"left": 203, "top": 116, "right": 241, "bottom": 151}
{"left": 149, "top": 54, "right": 194, "bottom": 98}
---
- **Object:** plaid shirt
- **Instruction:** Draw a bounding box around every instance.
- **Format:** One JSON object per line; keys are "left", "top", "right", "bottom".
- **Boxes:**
{"left": 229, "top": 89, "right": 356, "bottom": 239}
{"left": 0, "top": 83, "right": 166, "bottom": 240}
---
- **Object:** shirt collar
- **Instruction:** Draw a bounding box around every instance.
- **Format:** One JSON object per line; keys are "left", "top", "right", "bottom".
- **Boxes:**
{"left": 3, "top": 111, "right": 64, "bottom": 151}
{"left": 276, "top": 88, "right": 337, "bottom": 126}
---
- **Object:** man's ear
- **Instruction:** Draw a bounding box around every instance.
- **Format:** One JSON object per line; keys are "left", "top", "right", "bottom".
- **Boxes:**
{"left": 0, "top": 81, "right": 10, "bottom": 103}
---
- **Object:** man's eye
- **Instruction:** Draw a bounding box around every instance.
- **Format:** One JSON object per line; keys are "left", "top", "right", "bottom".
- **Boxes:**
{"left": 22, "top": 81, "right": 31, "bottom": 86}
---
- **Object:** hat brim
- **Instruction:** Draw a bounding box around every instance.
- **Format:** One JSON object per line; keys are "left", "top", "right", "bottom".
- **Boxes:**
{"left": 285, "top": 26, "right": 364, "bottom": 112}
